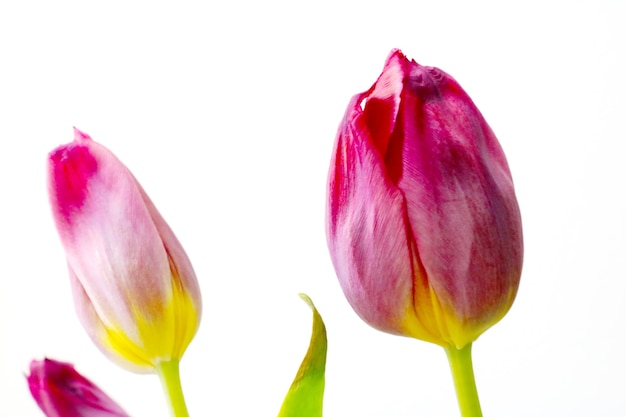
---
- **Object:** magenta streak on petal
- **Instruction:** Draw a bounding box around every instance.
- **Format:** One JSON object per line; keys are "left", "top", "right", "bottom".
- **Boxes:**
{"left": 363, "top": 51, "right": 403, "bottom": 168}
{"left": 49, "top": 143, "right": 98, "bottom": 222}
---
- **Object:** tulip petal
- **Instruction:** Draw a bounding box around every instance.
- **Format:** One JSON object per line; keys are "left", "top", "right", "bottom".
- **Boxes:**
{"left": 328, "top": 93, "right": 414, "bottom": 335}
{"left": 47, "top": 129, "right": 202, "bottom": 370}
{"left": 49, "top": 132, "right": 170, "bottom": 328}
{"left": 388, "top": 55, "right": 522, "bottom": 345}
{"left": 329, "top": 93, "right": 448, "bottom": 344}
{"left": 277, "top": 294, "right": 327, "bottom": 417}
{"left": 27, "top": 358, "right": 130, "bottom": 417}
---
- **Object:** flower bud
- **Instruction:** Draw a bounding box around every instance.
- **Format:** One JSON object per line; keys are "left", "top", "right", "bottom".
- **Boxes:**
{"left": 47, "top": 129, "right": 202, "bottom": 372}
{"left": 326, "top": 49, "right": 523, "bottom": 348}
{"left": 27, "top": 358, "right": 130, "bottom": 417}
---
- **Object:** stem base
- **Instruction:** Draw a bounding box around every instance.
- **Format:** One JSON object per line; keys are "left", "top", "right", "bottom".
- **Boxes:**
{"left": 445, "top": 343, "right": 483, "bottom": 417}
{"left": 155, "top": 359, "right": 190, "bottom": 417}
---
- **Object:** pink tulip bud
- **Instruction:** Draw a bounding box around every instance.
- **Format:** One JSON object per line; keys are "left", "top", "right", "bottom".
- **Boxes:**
{"left": 47, "top": 129, "right": 202, "bottom": 372}
{"left": 326, "top": 49, "right": 523, "bottom": 349}
{"left": 27, "top": 358, "right": 130, "bottom": 417}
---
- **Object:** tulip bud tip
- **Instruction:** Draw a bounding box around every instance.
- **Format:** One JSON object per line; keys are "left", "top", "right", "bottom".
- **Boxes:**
{"left": 72, "top": 127, "right": 91, "bottom": 142}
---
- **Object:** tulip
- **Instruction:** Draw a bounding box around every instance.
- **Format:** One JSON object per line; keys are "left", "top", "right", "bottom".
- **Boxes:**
{"left": 48, "top": 129, "right": 201, "bottom": 416}
{"left": 27, "top": 358, "right": 130, "bottom": 417}
{"left": 326, "top": 48, "right": 522, "bottom": 348}
{"left": 326, "top": 49, "right": 523, "bottom": 416}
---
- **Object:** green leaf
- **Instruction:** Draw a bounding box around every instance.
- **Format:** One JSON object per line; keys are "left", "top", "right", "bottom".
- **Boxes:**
{"left": 278, "top": 294, "right": 328, "bottom": 417}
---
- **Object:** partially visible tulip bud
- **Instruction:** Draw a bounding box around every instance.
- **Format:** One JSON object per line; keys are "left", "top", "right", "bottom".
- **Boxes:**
{"left": 27, "top": 358, "right": 130, "bottom": 417}
{"left": 326, "top": 49, "right": 523, "bottom": 349}
{"left": 47, "top": 129, "right": 202, "bottom": 373}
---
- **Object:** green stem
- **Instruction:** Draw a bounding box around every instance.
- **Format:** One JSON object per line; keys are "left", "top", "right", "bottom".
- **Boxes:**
{"left": 444, "top": 343, "right": 483, "bottom": 417}
{"left": 155, "top": 359, "right": 189, "bottom": 417}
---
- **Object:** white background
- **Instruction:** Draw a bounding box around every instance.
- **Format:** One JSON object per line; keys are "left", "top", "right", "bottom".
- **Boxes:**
{"left": 1, "top": 1, "right": 625, "bottom": 416}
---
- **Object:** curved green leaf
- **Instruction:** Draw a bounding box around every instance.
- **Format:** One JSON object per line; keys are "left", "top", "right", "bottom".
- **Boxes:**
{"left": 278, "top": 294, "right": 327, "bottom": 417}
